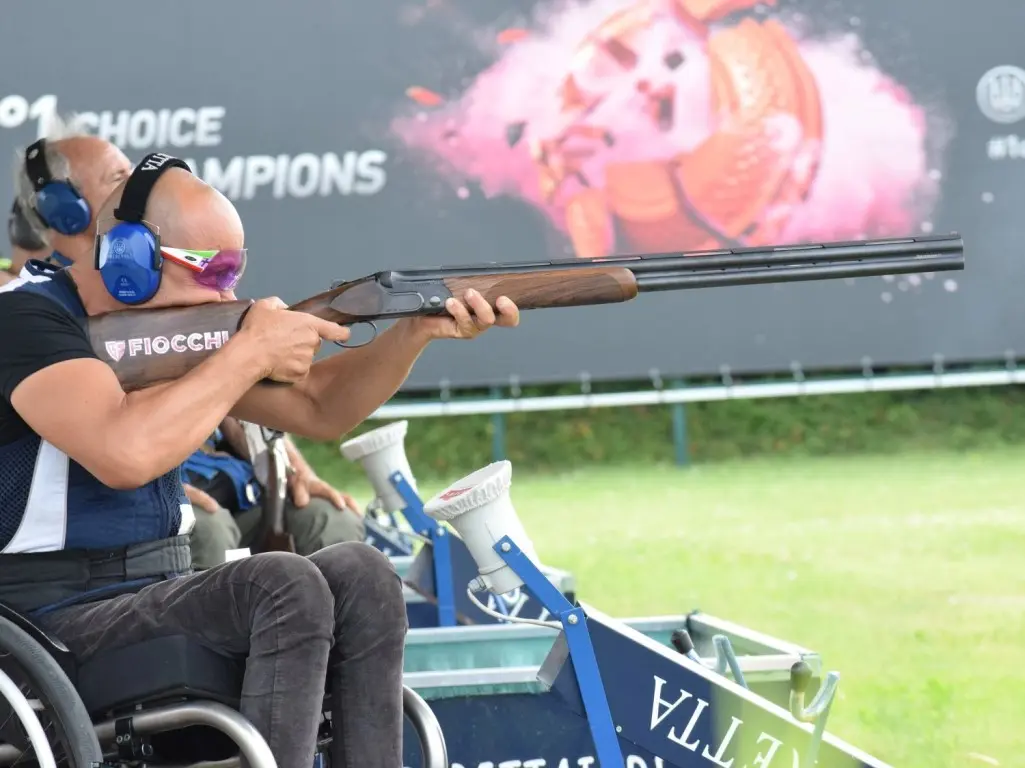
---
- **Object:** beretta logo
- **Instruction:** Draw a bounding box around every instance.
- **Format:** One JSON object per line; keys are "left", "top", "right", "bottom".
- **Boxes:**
{"left": 977, "top": 65, "right": 1025, "bottom": 124}
{"left": 140, "top": 152, "right": 176, "bottom": 171}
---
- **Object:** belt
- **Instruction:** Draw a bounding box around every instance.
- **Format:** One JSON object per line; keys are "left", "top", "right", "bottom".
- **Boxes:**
{"left": 0, "top": 535, "right": 193, "bottom": 615}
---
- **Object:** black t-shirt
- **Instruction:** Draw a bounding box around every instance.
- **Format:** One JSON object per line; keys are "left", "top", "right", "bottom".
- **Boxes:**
{"left": 0, "top": 286, "right": 99, "bottom": 445}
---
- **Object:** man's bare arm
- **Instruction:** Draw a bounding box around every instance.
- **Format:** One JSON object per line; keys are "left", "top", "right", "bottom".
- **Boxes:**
{"left": 217, "top": 416, "right": 252, "bottom": 461}
{"left": 230, "top": 318, "right": 431, "bottom": 441}
{"left": 10, "top": 297, "right": 348, "bottom": 489}
{"left": 11, "top": 332, "right": 270, "bottom": 489}
{"left": 232, "top": 291, "right": 519, "bottom": 441}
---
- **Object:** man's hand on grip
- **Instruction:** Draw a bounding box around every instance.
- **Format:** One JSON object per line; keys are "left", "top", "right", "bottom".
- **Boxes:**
{"left": 240, "top": 297, "right": 351, "bottom": 382}
{"left": 412, "top": 289, "right": 520, "bottom": 341}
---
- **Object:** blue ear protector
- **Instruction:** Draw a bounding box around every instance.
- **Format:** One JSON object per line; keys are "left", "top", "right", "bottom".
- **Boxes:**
{"left": 23, "top": 139, "right": 91, "bottom": 236}
{"left": 94, "top": 152, "right": 193, "bottom": 305}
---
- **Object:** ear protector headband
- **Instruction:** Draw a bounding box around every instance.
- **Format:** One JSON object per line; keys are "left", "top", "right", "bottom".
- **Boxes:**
{"left": 94, "top": 152, "right": 192, "bottom": 305}
{"left": 8, "top": 200, "right": 47, "bottom": 251}
{"left": 24, "top": 139, "right": 91, "bottom": 237}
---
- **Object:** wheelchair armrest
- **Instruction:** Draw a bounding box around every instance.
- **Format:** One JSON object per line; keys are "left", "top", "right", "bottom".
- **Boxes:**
{"left": 403, "top": 685, "right": 448, "bottom": 768}
{"left": 0, "top": 602, "right": 77, "bottom": 679}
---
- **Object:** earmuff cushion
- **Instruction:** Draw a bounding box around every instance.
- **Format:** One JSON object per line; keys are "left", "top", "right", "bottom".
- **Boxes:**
{"left": 8, "top": 201, "right": 46, "bottom": 251}
{"left": 96, "top": 222, "right": 161, "bottom": 305}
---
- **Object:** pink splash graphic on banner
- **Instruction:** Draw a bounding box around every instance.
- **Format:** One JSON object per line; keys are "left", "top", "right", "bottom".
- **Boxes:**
{"left": 392, "top": 0, "right": 945, "bottom": 259}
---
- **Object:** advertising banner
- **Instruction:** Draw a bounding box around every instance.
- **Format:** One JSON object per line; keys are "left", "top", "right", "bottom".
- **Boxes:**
{"left": 2, "top": 0, "right": 1022, "bottom": 389}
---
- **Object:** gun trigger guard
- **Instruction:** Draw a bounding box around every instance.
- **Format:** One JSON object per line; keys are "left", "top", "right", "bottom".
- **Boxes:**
{"left": 335, "top": 321, "right": 378, "bottom": 349}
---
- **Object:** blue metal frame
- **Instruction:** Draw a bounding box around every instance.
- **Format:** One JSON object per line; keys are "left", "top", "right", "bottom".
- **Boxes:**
{"left": 492, "top": 535, "right": 625, "bottom": 768}
{"left": 363, "top": 513, "right": 414, "bottom": 557}
{"left": 390, "top": 472, "right": 457, "bottom": 627}
{"left": 491, "top": 533, "right": 847, "bottom": 768}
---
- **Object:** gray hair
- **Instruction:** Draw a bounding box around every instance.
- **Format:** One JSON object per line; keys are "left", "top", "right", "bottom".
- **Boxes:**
{"left": 11, "top": 113, "right": 90, "bottom": 245}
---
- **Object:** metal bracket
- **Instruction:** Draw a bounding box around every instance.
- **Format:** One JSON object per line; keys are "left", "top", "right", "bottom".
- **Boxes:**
{"left": 719, "top": 365, "right": 734, "bottom": 397}
{"left": 493, "top": 536, "right": 625, "bottom": 768}
{"left": 366, "top": 497, "right": 403, "bottom": 534}
{"left": 789, "top": 661, "right": 841, "bottom": 767}
{"left": 113, "top": 716, "right": 153, "bottom": 762}
{"left": 669, "top": 628, "right": 747, "bottom": 688}
{"left": 712, "top": 634, "right": 748, "bottom": 688}
{"left": 861, "top": 356, "right": 875, "bottom": 392}
{"left": 391, "top": 472, "right": 456, "bottom": 627}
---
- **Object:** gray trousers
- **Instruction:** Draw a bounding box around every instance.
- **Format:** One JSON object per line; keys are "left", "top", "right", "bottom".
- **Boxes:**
{"left": 39, "top": 543, "right": 408, "bottom": 768}
{"left": 190, "top": 498, "right": 367, "bottom": 569}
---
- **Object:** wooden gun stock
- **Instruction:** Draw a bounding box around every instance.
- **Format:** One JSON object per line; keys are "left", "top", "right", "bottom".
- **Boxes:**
{"left": 86, "top": 300, "right": 251, "bottom": 392}
{"left": 260, "top": 531, "right": 297, "bottom": 554}
{"left": 86, "top": 268, "right": 639, "bottom": 392}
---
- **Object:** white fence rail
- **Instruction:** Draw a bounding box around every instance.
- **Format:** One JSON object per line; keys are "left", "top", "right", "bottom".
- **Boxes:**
{"left": 370, "top": 365, "right": 1025, "bottom": 420}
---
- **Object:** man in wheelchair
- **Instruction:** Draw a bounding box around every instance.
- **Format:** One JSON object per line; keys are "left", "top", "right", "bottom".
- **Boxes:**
{"left": 0, "top": 150, "right": 519, "bottom": 767}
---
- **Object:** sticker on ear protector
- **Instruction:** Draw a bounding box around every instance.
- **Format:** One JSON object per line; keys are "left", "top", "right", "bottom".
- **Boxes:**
{"left": 116, "top": 275, "right": 138, "bottom": 299}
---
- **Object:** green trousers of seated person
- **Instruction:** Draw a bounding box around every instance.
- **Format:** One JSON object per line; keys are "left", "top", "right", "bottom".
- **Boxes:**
{"left": 190, "top": 497, "right": 367, "bottom": 569}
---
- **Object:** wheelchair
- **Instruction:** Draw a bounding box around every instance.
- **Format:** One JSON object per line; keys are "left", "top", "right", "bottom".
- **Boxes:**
{"left": 0, "top": 602, "right": 448, "bottom": 768}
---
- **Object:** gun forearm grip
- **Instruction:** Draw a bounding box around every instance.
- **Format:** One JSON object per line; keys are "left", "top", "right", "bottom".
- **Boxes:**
{"left": 443, "top": 267, "right": 638, "bottom": 311}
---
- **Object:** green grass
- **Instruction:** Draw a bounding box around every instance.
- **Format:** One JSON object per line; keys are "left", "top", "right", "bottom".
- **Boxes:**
{"left": 315, "top": 446, "right": 1025, "bottom": 768}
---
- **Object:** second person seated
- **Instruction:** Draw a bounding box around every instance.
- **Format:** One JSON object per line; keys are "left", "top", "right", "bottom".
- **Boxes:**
{"left": 185, "top": 416, "right": 365, "bottom": 568}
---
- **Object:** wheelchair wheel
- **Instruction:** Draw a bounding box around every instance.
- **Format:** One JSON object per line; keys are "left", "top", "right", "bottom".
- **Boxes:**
{"left": 0, "top": 616, "right": 103, "bottom": 767}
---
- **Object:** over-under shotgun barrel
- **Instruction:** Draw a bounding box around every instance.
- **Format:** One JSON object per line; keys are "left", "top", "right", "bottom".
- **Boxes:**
{"left": 635, "top": 253, "right": 964, "bottom": 292}
{"left": 310, "top": 233, "right": 964, "bottom": 322}
{"left": 384, "top": 233, "right": 963, "bottom": 280}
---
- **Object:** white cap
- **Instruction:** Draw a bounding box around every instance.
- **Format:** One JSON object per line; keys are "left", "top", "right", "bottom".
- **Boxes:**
{"left": 340, "top": 421, "right": 409, "bottom": 461}
{"left": 340, "top": 421, "right": 418, "bottom": 513}
{"left": 425, "top": 461, "right": 541, "bottom": 595}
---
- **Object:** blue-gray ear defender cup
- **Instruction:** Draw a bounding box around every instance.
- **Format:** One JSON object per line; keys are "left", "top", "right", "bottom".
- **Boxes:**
{"left": 94, "top": 153, "right": 193, "bottom": 305}
{"left": 23, "top": 139, "right": 91, "bottom": 236}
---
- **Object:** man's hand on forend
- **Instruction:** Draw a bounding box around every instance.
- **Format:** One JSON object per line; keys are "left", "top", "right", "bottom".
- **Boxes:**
{"left": 412, "top": 289, "right": 520, "bottom": 341}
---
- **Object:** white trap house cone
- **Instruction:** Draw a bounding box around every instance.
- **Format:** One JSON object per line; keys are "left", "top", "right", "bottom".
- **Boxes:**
{"left": 340, "top": 421, "right": 418, "bottom": 513}
{"left": 424, "top": 461, "right": 541, "bottom": 596}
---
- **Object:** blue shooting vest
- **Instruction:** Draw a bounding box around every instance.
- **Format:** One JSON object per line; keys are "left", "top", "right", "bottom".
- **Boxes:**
{"left": 0, "top": 260, "right": 193, "bottom": 615}
{"left": 182, "top": 429, "right": 261, "bottom": 512}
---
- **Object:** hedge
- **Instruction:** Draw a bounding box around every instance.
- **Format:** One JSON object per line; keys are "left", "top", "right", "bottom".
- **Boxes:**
{"left": 296, "top": 385, "right": 1025, "bottom": 482}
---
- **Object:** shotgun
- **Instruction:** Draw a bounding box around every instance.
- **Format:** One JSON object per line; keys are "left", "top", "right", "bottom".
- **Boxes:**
{"left": 256, "top": 431, "right": 296, "bottom": 554}
{"left": 86, "top": 233, "right": 964, "bottom": 392}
